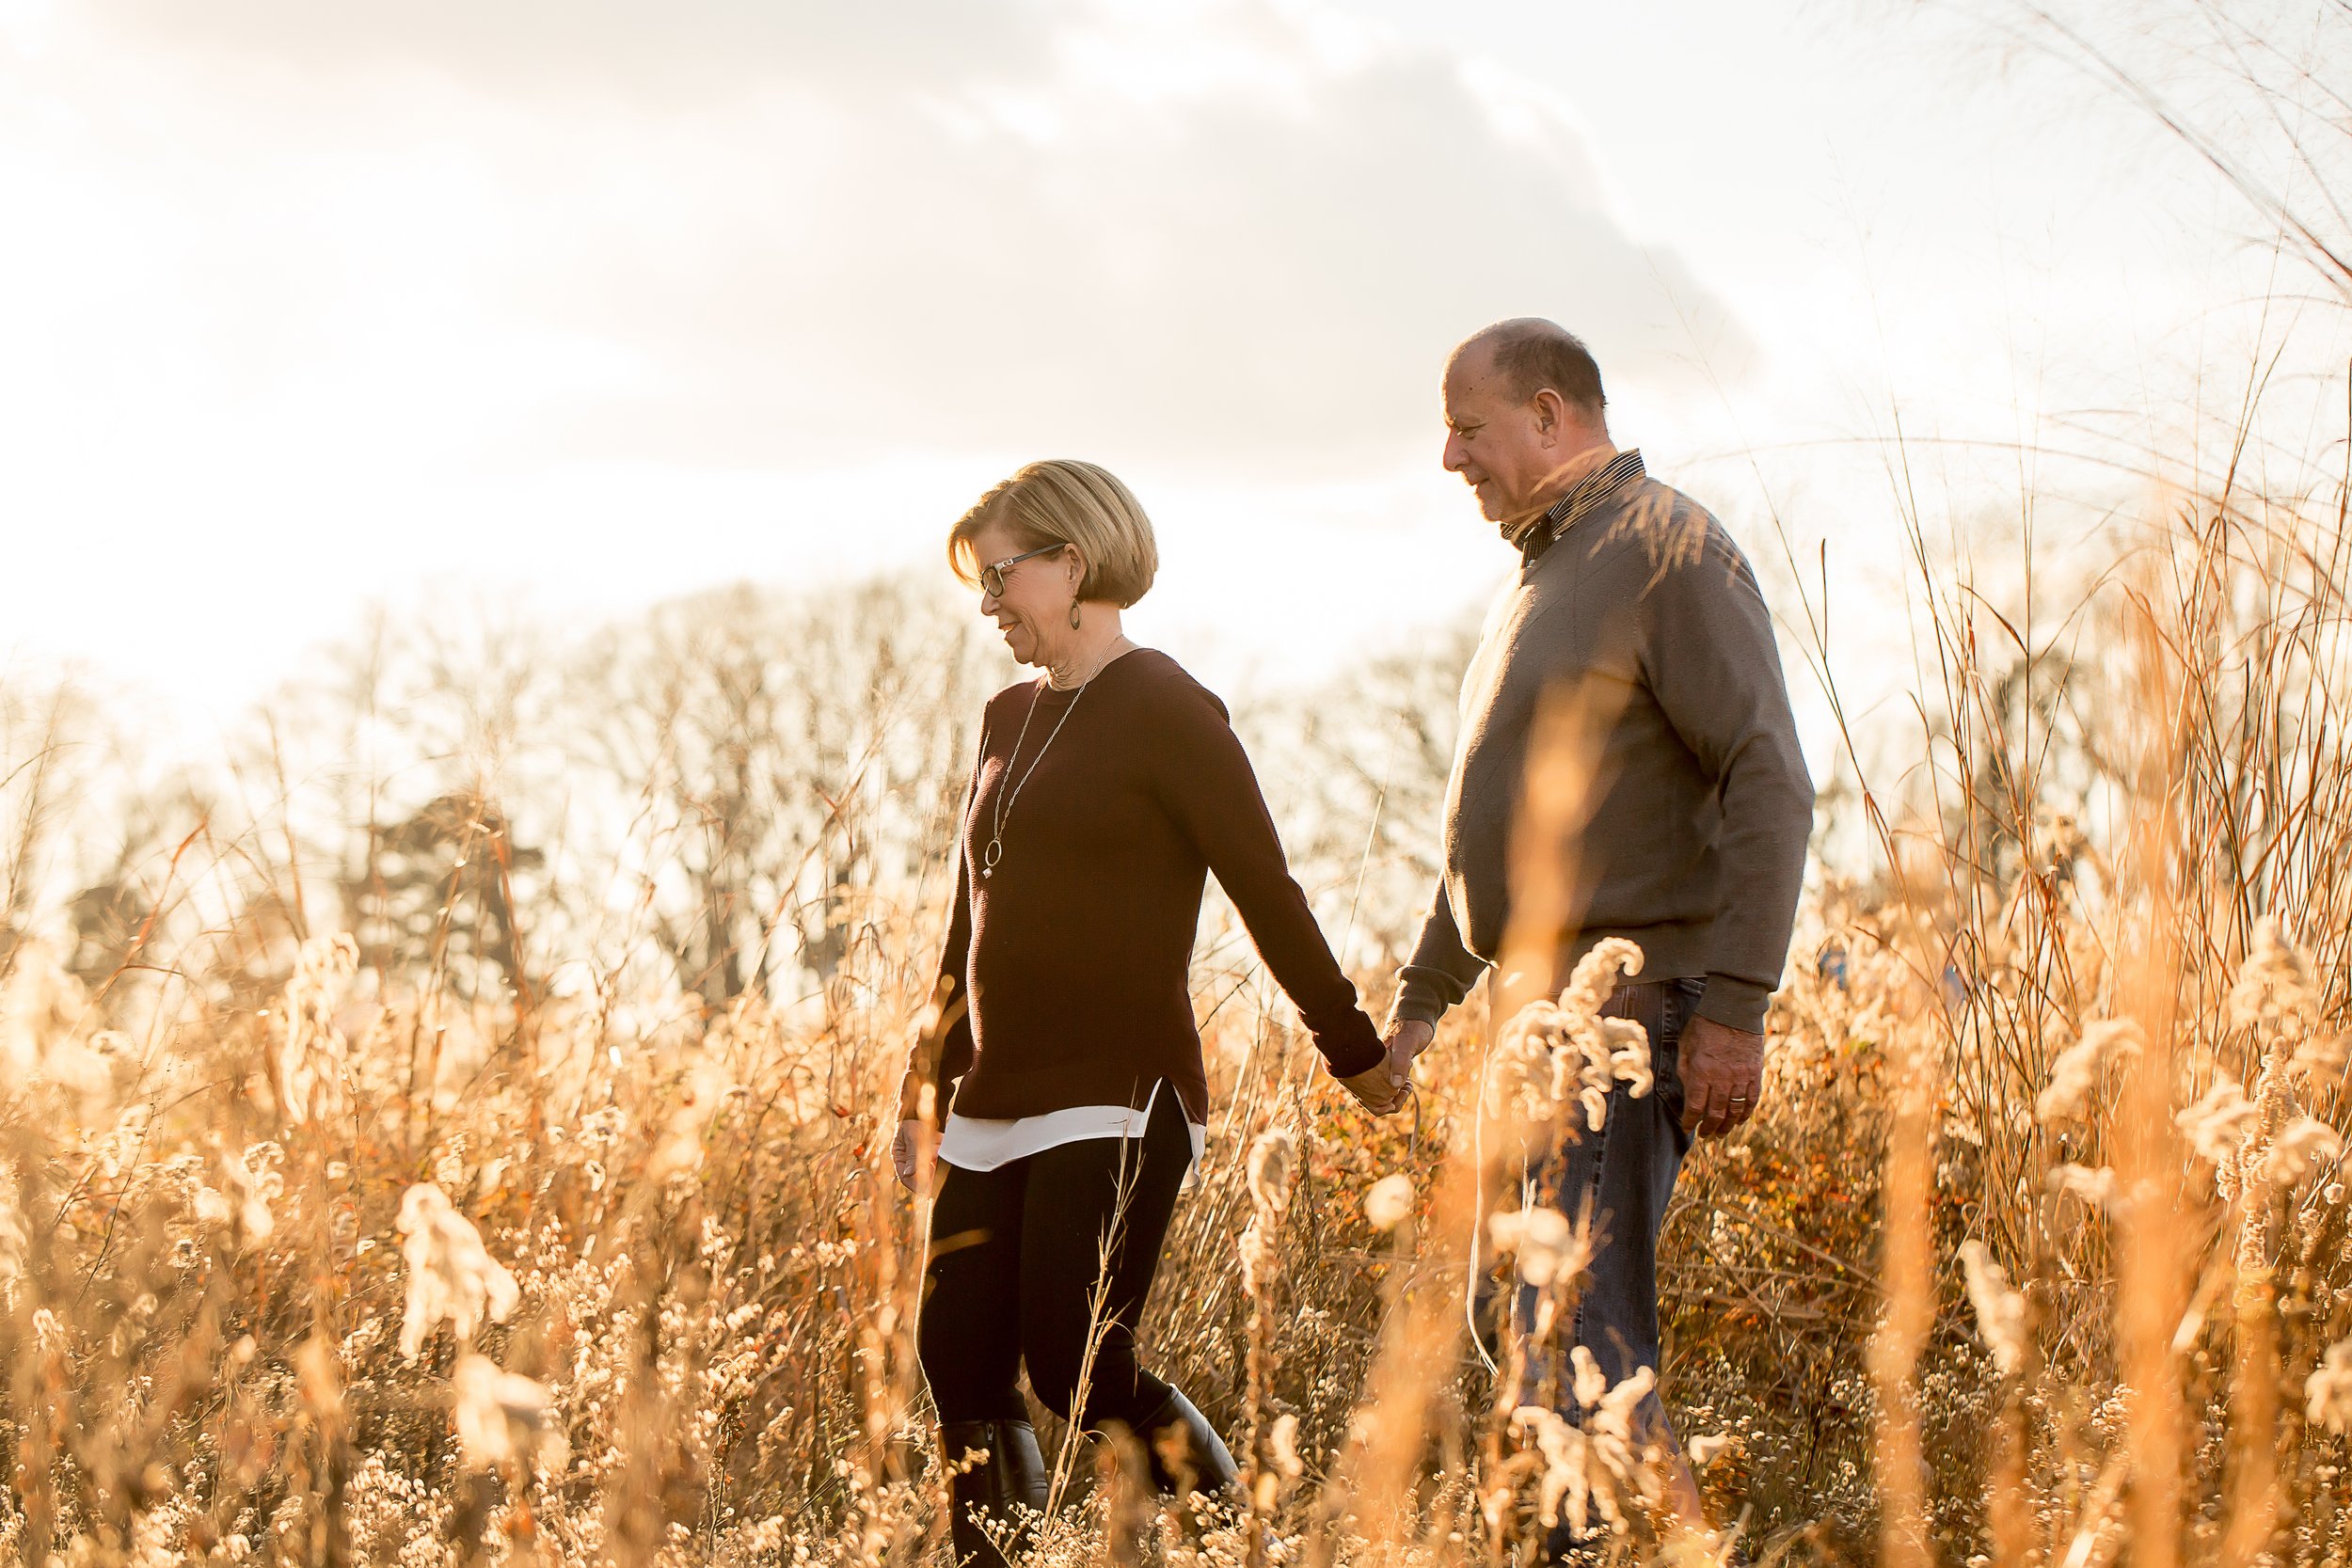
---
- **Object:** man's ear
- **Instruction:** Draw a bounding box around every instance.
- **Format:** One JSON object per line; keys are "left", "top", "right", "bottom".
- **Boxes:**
{"left": 1531, "top": 388, "right": 1566, "bottom": 444}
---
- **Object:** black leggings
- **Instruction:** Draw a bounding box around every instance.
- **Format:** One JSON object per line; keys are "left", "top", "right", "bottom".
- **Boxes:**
{"left": 918, "top": 1085, "right": 1193, "bottom": 1431}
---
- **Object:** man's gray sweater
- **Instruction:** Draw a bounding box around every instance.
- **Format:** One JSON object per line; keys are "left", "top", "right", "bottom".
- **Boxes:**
{"left": 1393, "top": 457, "right": 1815, "bottom": 1037}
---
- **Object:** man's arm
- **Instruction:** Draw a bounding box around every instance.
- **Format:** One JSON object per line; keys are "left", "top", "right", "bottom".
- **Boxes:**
{"left": 1641, "top": 525, "right": 1815, "bottom": 1036}
{"left": 1385, "top": 876, "right": 1489, "bottom": 1078}
{"left": 1641, "top": 520, "right": 1813, "bottom": 1136}
{"left": 1391, "top": 875, "right": 1487, "bottom": 1028}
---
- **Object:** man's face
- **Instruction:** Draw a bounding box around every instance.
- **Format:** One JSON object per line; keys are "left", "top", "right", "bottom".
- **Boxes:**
{"left": 1441, "top": 345, "right": 1556, "bottom": 525}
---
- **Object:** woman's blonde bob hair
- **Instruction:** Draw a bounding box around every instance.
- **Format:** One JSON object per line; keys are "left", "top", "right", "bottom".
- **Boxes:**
{"left": 946, "top": 459, "right": 1159, "bottom": 608}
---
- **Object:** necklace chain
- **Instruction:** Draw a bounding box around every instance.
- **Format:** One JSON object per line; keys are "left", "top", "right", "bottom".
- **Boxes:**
{"left": 979, "top": 641, "right": 1129, "bottom": 879}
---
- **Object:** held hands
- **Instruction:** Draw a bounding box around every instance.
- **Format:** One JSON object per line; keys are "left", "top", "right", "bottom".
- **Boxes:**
{"left": 891, "top": 1117, "right": 940, "bottom": 1194}
{"left": 1357, "top": 1013, "right": 1766, "bottom": 1137}
{"left": 1677, "top": 1015, "right": 1764, "bottom": 1138}
{"left": 1335, "top": 1019, "right": 1432, "bottom": 1116}
{"left": 1385, "top": 1019, "right": 1434, "bottom": 1082}
{"left": 1336, "top": 1059, "right": 1407, "bottom": 1115}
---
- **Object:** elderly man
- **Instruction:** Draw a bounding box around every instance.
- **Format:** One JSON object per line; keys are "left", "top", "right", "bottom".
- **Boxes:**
{"left": 1384, "top": 320, "right": 1813, "bottom": 1544}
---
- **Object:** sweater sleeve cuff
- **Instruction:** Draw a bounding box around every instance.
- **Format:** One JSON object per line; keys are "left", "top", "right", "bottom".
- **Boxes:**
{"left": 1696, "top": 974, "right": 1772, "bottom": 1036}
{"left": 1303, "top": 1004, "right": 1385, "bottom": 1076}
{"left": 1388, "top": 986, "right": 1448, "bottom": 1030}
{"left": 1391, "top": 964, "right": 1470, "bottom": 1029}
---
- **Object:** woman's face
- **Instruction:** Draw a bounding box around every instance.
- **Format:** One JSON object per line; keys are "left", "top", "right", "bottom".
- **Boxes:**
{"left": 971, "top": 519, "right": 1075, "bottom": 668}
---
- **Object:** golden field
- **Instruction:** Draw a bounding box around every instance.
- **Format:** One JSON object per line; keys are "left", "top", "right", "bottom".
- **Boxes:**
{"left": 5, "top": 423, "right": 2351, "bottom": 1566}
{"left": 6, "top": 8, "right": 2352, "bottom": 1561}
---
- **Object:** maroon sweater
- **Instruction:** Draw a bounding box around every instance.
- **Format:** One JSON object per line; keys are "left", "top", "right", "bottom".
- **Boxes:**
{"left": 899, "top": 650, "right": 1384, "bottom": 1128}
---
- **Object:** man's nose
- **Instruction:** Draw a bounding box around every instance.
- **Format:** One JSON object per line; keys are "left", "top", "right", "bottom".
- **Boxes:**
{"left": 1442, "top": 434, "right": 1467, "bottom": 472}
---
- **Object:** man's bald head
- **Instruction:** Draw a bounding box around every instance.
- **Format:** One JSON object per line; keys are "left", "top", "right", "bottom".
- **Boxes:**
{"left": 1440, "top": 318, "right": 1615, "bottom": 525}
{"left": 1451, "top": 318, "right": 1607, "bottom": 417}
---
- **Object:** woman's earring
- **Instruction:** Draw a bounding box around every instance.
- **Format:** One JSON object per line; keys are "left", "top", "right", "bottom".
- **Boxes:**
{"left": 1069, "top": 601, "right": 1082, "bottom": 630}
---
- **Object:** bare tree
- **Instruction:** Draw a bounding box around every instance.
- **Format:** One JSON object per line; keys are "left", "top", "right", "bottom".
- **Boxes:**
{"left": 568, "top": 575, "right": 1002, "bottom": 1006}
{"left": 1237, "top": 616, "right": 1480, "bottom": 967}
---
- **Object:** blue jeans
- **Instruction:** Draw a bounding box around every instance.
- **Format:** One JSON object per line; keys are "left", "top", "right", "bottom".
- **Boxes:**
{"left": 1509, "top": 975, "right": 1701, "bottom": 1439}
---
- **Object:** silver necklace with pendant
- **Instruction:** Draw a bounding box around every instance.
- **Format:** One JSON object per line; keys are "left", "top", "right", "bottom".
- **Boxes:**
{"left": 979, "top": 642, "right": 1124, "bottom": 879}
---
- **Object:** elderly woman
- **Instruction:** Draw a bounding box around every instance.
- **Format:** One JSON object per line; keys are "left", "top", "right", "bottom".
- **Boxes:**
{"left": 894, "top": 459, "right": 1401, "bottom": 1561}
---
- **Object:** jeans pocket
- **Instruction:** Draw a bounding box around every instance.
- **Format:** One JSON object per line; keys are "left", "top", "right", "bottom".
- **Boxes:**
{"left": 1654, "top": 1031, "right": 1686, "bottom": 1126}
{"left": 1658, "top": 1070, "right": 1687, "bottom": 1131}
{"left": 1658, "top": 979, "right": 1706, "bottom": 1137}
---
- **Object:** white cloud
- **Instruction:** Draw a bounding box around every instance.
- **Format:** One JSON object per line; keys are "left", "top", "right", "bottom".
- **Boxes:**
{"left": 91, "top": 0, "right": 1064, "bottom": 103}
{"left": 56, "top": 0, "right": 1754, "bottom": 478}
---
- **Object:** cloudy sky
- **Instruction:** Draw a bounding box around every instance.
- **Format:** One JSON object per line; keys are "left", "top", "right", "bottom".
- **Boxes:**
{"left": 0, "top": 0, "right": 2312, "bottom": 749}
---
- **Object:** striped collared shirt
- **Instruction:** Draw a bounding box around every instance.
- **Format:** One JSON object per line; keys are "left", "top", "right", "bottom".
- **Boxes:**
{"left": 1511, "top": 448, "right": 1645, "bottom": 566}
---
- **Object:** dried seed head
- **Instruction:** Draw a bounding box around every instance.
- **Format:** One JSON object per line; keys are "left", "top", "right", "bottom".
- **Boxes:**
{"left": 1489, "top": 940, "right": 1653, "bottom": 1132}
{"left": 2308, "top": 1339, "right": 2352, "bottom": 1435}
{"left": 1561, "top": 938, "right": 1645, "bottom": 1019}
{"left": 452, "top": 1353, "right": 566, "bottom": 1473}
{"left": 2176, "top": 1081, "right": 2260, "bottom": 1165}
{"left": 1240, "top": 1214, "right": 1279, "bottom": 1300}
{"left": 1267, "top": 1412, "right": 1305, "bottom": 1480}
{"left": 1958, "top": 1240, "right": 2029, "bottom": 1376}
{"left": 278, "top": 934, "right": 360, "bottom": 1126}
{"left": 2291, "top": 1031, "right": 2348, "bottom": 1081}
{"left": 2035, "top": 1020, "right": 2140, "bottom": 1125}
{"left": 2228, "top": 917, "right": 2319, "bottom": 1035}
{"left": 2263, "top": 1117, "right": 2343, "bottom": 1188}
{"left": 1510, "top": 1405, "right": 1595, "bottom": 1536}
{"left": 1246, "top": 1125, "right": 1296, "bottom": 1212}
{"left": 397, "top": 1183, "right": 520, "bottom": 1361}
{"left": 1363, "top": 1173, "right": 1415, "bottom": 1232}
{"left": 0, "top": 1164, "right": 24, "bottom": 1306}
{"left": 1489, "top": 1206, "right": 1590, "bottom": 1288}
{"left": 2046, "top": 1163, "right": 2121, "bottom": 1212}
{"left": 1570, "top": 1344, "right": 1610, "bottom": 1410}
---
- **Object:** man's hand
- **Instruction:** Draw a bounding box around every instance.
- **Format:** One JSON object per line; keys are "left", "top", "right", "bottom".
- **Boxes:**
{"left": 892, "top": 1117, "right": 939, "bottom": 1194}
{"left": 1677, "top": 1016, "right": 1764, "bottom": 1138}
{"left": 1384, "top": 1019, "right": 1434, "bottom": 1087}
{"left": 1334, "top": 1019, "right": 1432, "bottom": 1117}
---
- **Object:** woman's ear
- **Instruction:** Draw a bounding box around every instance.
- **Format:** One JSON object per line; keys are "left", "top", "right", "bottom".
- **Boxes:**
{"left": 1063, "top": 546, "right": 1089, "bottom": 594}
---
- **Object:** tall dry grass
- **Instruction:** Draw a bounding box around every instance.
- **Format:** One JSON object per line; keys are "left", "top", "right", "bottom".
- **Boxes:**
{"left": 4, "top": 415, "right": 2349, "bottom": 1563}
{"left": 6, "top": 7, "right": 2352, "bottom": 1559}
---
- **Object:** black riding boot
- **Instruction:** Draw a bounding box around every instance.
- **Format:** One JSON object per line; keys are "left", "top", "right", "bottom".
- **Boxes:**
{"left": 939, "top": 1418, "right": 1049, "bottom": 1568}
{"left": 1133, "top": 1387, "right": 1239, "bottom": 1499}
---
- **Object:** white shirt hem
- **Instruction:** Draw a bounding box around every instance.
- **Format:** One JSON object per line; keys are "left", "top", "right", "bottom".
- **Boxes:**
{"left": 938, "top": 1080, "right": 1206, "bottom": 1176}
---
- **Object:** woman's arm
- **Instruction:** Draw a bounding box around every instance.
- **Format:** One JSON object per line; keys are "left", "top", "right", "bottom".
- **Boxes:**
{"left": 1151, "top": 680, "right": 1386, "bottom": 1078}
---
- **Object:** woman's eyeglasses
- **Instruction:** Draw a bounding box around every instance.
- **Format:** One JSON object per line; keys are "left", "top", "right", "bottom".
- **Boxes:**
{"left": 977, "top": 543, "right": 1066, "bottom": 597}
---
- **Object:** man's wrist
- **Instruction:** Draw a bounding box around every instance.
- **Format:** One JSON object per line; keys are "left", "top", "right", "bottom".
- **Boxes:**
{"left": 1387, "top": 989, "right": 1447, "bottom": 1033}
{"left": 1695, "top": 974, "right": 1771, "bottom": 1037}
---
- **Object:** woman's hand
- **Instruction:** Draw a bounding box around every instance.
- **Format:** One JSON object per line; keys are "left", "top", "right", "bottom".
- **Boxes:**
{"left": 892, "top": 1118, "right": 939, "bottom": 1193}
{"left": 1335, "top": 1060, "right": 1407, "bottom": 1116}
